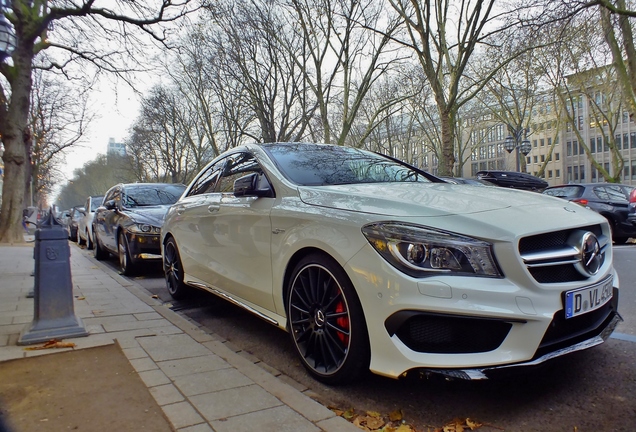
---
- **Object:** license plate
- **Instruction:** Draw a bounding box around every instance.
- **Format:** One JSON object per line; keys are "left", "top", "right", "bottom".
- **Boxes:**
{"left": 565, "top": 277, "right": 613, "bottom": 319}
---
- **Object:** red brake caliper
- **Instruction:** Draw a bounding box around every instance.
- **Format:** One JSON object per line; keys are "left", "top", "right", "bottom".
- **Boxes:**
{"left": 335, "top": 301, "right": 349, "bottom": 345}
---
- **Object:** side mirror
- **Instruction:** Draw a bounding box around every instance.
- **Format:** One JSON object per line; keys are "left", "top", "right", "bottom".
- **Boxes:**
{"left": 234, "top": 173, "right": 273, "bottom": 198}
{"left": 104, "top": 199, "right": 117, "bottom": 210}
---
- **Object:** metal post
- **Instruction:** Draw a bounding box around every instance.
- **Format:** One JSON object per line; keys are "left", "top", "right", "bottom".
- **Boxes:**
{"left": 18, "top": 209, "right": 88, "bottom": 345}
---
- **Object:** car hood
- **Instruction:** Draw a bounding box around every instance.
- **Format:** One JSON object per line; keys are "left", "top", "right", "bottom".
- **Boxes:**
{"left": 299, "top": 183, "right": 558, "bottom": 216}
{"left": 123, "top": 206, "right": 171, "bottom": 226}
{"left": 297, "top": 183, "right": 606, "bottom": 237}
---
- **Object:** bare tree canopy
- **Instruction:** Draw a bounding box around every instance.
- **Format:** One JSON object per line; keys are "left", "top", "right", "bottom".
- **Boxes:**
{"left": 0, "top": 0, "right": 199, "bottom": 244}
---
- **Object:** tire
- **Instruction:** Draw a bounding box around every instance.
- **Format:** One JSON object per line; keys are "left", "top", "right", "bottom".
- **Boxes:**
{"left": 163, "top": 237, "right": 190, "bottom": 300}
{"left": 93, "top": 230, "right": 109, "bottom": 261}
{"left": 118, "top": 231, "right": 138, "bottom": 276}
{"left": 286, "top": 253, "right": 370, "bottom": 385}
{"left": 86, "top": 230, "right": 94, "bottom": 250}
{"left": 77, "top": 228, "right": 86, "bottom": 246}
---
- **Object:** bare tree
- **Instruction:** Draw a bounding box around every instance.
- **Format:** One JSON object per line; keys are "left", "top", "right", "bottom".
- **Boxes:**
{"left": 387, "top": 0, "right": 540, "bottom": 176}
{"left": 0, "top": 0, "right": 198, "bottom": 243}
{"left": 28, "top": 70, "right": 92, "bottom": 208}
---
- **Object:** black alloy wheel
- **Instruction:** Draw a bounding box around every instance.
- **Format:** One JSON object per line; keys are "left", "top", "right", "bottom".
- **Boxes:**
{"left": 287, "top": 253, "right": 370, "bottom": 385}
{"left": 118, "top": 231, "right": 138, "bottom": 276}
{"left": 163, "top": 237, "right": 190, "bottom": 300}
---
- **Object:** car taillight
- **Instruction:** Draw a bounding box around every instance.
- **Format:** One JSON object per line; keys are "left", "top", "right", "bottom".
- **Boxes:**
{"left": 629, "top": 189, "right": 636, "bottom": 203}
{"left": 572, "top": 198, "right": 588, "bottom": 206}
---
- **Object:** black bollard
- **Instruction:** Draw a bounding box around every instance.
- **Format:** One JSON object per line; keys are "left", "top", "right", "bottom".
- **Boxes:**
{"left": 18, "top": 209, "right": 88, "bottom": 345}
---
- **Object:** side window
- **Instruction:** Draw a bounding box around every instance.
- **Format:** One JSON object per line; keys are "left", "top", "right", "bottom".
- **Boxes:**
{"left": 606, "top": 186, "right": 627, "bottom": 203}
{"left": 187, "top": 161, "right": 225, "bottom": 197}
{"left": 104, "top": 188, "right": 118, "bottom": 203}
{"left": 593, "top": 187, "right": 609, "bottom": 201}
{"left": 216, "top": 153, "right": 263, "bottom": 193}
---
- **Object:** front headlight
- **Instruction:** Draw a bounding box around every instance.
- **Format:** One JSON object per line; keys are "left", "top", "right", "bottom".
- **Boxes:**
{"left": 127, "top": 223, "right": 161, "bottom": 234}
{"left": 361, "top": 222, "right": 502, "bottom": 278}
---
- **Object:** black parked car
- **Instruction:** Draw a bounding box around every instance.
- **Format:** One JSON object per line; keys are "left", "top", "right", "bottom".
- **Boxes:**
{"left": 543, "top": 183, "right": 636, "bottom": 243}
{"left": 476, "top": 170, "right": 548, "bottom": 191}
{"left": 92, "top": 183, "right": 186, "bottom": 275}
{"left": 68, "top": 206, "right": 85, "bottom": 241}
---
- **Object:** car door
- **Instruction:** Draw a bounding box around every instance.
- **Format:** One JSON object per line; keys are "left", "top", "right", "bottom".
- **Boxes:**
{"left": 171, "top": 159, "right": 226, "bottom": 280}
{"left": 198, "top": 152, "right": 275, "bottom": 311}
{"left": 100, "top": 186, "right": 122, "bottom": 252}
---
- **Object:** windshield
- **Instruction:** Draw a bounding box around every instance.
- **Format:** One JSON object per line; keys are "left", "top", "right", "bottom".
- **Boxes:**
{"left": 90, "top": 196, "right": 104, "bottom": 211}
{"left": 263, "top": 143, "right": 431, "bottom": 186}
{"left": 122, "top": 184, "right": 186, "bottom": 207}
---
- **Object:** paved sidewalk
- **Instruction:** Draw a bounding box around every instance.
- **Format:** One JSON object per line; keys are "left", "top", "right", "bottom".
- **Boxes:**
{"left": 0, "top": 243, "right": 358, "bottom": 432}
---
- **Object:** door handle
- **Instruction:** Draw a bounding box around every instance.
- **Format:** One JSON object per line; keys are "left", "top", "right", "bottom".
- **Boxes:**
{"left": 175, "top": 206, "right": 185, "bottom": 215}
{"left": 208, "top": 204, "right": 220, "bottom": 212}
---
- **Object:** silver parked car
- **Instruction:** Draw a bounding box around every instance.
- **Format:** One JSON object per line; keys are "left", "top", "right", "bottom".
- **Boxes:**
{"left": 78, "top": 195, "right": 104, "bottom": 249}
{"left": 161, "top": 143, "right": 620, "bottom": 384}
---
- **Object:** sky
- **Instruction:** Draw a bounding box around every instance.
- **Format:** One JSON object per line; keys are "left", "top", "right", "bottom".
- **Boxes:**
{"left": 59, "top": 78, "right": 141, "bottom": 181}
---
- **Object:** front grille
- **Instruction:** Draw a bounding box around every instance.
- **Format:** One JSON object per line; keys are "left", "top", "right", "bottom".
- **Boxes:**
{"left": 386, "top": 312, "right": 512, "bottom": 354}
{"left": 519, "top": 225, "right": 604, "bottom": 284}
{"left": 534, "top": 287, "right": 618, "bottom": 359}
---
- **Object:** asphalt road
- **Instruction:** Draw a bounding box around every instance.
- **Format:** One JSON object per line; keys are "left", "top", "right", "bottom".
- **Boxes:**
{"left": 89, "top": 245, "right": 636, "bottom": 432}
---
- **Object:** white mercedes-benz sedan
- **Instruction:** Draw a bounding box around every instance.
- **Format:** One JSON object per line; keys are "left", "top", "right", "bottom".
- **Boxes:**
{"left": 161, "top": 142, "right": 621, "bottom": 384}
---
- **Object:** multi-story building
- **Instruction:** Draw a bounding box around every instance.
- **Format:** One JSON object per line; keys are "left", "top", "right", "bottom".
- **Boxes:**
{"left": 107, "top": 137, "right": 126, "bottom": 157}
{"left": 458, "top": 83, "right": 635, "bottom": 187}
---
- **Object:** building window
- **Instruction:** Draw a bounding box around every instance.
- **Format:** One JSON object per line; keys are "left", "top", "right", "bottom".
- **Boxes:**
{"left": 590, "top": 138, "right": 596, "bottom": 153}
{"left": 567, "top": 166, "right": 573, "bottom": 182}
{"left": 573, "top": 141, "right": 578, "bottom": 155}
{"left": 533, "top": 155, "right": 538, "bottom": 163}
{"left": 555, "top": 153, "right": 560, "bottom": 161}
{"left": 631, "top": 132, "right": 636, "bottom": 149}
{"left": 533, "top": 139, "right": 538, "bottom": 148}
{"left": 471, "top": 163, "right": 478, "bottom": 176}
{"left": 548, "top": 170, "right": 553, "bottom": 178}
{"left": 527, "top": 156, "right": 531, "bottom": 164}
{"left": 567, "top": 141, "right": 572, "bottom": 156}
{"left": 574, "top": 165, "right": 579, "bottom": 181}
{"left": 540, "top": 138, "right": 545, "bottom": 147}
{"left": 580, "top": 165, "right": 585, "bottom": 181}
{"left": 632, "top": 161, "right": 636, "bottom": 180}
{"left": 616, "top": 134, "right": 622, "bottom": 150}
{"left": 592, "top": 168, "right": 597, "bottom": 181}
{"left": 556, "top": 169, "right": 561, "bottom": 177}
{"left": 548, "top": 137, "right": 552, "bottom": 146}
{"left": 624, "top": 166, "right": 629, "bottom": 179}
{"left": 541, "top": 154, "right": 545, "bottom": 162}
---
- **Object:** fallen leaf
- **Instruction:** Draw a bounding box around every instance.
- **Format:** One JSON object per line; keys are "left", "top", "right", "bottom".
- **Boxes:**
{"left": 394, "top": 425, "right": 414, "bottom": 432}
{"left": 389, "top": 409, "right": 404, "bottom": 422}
{"left": 366, "top": 416, "right": 385, "bottom": 430}
{"left": 343, "top": 408, "right": 356, "bottom": 420}
{"left": 151, "top": 295, "right": 159, "bottom": 299}
{"left": 329, "top": 407, "right": 344, "bottom": 416}
{"left": 443, "top": 418, "right": 465, "bottom": 432}
{"left": 24, "top": 339, "right": 76, "bottom": 350}
{"left": 75, "top": 296, "right": 86, "bottom": 300}
{"left": 466, "top": 418, "right": 482, "bottom": 430}
{"left": 367, "top": 411, "right": 382, "bottom": 418}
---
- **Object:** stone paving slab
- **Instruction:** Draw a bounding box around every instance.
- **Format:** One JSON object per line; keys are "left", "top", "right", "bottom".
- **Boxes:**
{"left": 0, "top": 243, "right": 361, "bottom": 432}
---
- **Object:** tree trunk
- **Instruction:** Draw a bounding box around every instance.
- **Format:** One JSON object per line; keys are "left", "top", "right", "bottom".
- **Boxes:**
{"left": 0, "top": 44, "right": 34, "bottom": 243}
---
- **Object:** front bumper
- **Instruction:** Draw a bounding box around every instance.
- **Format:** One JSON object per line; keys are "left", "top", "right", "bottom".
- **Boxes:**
{"left": 126, "top": 232, "right": 162, "bottom": 261}
{"left": 344, "top": 243, "right": 620, "bottom": 380}
{"left": 427, "top": 311, "right": 622, "bottom": 380}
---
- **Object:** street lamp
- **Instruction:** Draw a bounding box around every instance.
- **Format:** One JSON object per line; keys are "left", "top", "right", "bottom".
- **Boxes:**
{"left": 0, "top": 11, "right": 16, "bottom": 61}
{"left": 504, "top": 127, "right": 532, "bottom": 172}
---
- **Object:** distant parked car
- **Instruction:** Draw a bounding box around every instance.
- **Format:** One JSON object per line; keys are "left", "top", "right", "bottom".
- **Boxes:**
{"left": 543, "top": 183, "right": 636, "bottom": 244}
{"left": 93, "top": 183, "right": 186, "bottom": 275}
{"left": 68, "top": 206, "right": 85, "bottom": 241}
{"left": 476, "top": 170, "right": 548, "bottom": 191}
{"left": 439, "top": 177, "right": 493, "bottom": 186}
{"left": 77, "top": 195, "right": 104, "bottom": 249}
